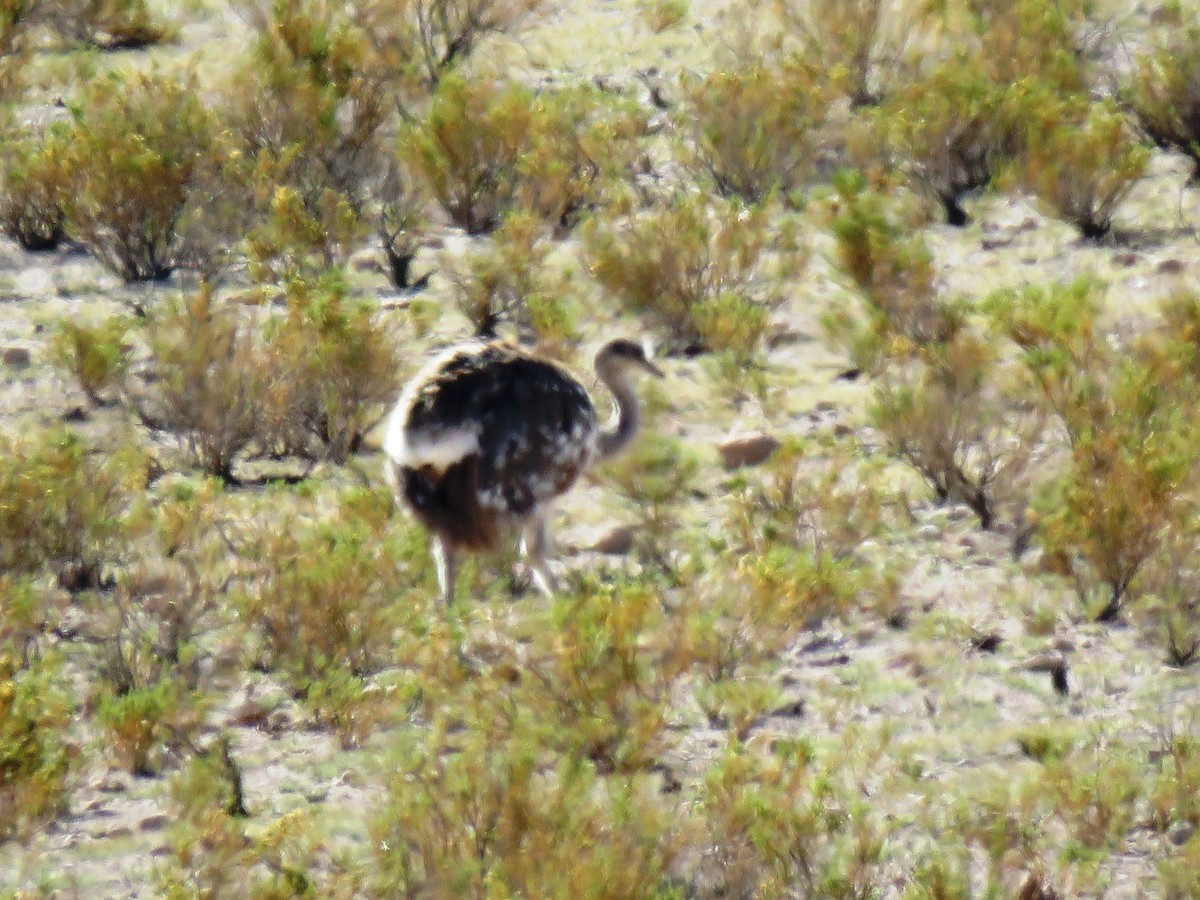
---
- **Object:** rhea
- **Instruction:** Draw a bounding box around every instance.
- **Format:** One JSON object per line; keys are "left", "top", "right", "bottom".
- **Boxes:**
{"left": 383, "top": 338, "right": 664, "bottom": 605}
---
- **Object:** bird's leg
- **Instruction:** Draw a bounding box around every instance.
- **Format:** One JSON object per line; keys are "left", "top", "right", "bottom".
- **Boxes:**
{"left": 432, "top": 536, "right": 458, "bottom": 608}
{"left": 521, "top": 515, "right": 558, "bottom": 598}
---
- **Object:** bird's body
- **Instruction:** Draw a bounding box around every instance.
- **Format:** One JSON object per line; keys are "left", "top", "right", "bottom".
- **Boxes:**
{"left": 384, "top": 338, "right": 662, "bottom": 604}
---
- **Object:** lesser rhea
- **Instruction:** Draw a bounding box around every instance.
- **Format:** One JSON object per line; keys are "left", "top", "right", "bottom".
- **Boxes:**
{"left": 384, "top": 338, "right": 663, "bottom": 604}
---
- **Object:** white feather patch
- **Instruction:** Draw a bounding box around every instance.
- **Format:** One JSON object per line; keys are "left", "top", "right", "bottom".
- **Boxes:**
{"left": 383, "top": 342, "right": 490, "bottom": 470}
{"left": 385, "top": 416, "right": 480, "bottom": 470}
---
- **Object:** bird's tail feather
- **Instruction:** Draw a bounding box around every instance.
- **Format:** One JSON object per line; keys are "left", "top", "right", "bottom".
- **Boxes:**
{"left": 401, "top": 457, "right": 498, "bottom": 551}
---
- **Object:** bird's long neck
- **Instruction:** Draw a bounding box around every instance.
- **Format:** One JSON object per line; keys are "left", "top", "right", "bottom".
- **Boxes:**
{"left": 595, "top": 365, "right": 640, "bottom": 462}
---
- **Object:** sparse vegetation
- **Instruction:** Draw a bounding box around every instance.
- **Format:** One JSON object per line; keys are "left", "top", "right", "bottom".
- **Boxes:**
{"left": 61, "top": 68, "right": 217, "bottom": 282}
{"left": 584, "top": 193, "right": 801, "bottom": 353}
{"left": 0, "top": 127, "right": 69, "bottom": 251}
{"left": 681, "top": 57, "right": 830, "bottom": 202}
{"left": 1127, "top": 11, "right": 1200, "bottom": 181}
{"left": 3, "top": 0, "right": 1200, "bottom": 895}
{"left": 1019, "top": 97, "right": 1150, "bottom": 240}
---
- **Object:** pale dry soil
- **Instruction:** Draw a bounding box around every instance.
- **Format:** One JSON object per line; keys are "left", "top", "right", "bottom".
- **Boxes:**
{"left": 2, "top": 0, "right": 1200, "bottom": 897}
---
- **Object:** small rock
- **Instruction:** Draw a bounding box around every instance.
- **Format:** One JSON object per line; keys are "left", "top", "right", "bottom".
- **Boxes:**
{"left": 1112, "top": 251, "right": 1140, "bottom": 268}
{"left": 97, "top": 775, "right": 129, "bottom": 794}
{"left": 772, "top": 698, "right": 805, "bottom": 718}
{"left": 267, "top": 708, "right": 294, "bottom": 732}
{"left": 139, "top": 814, "right": 170, "bottom": 833}
{"left": 227, "top": 699, "right": 272, "bottom": 730}
{"left": 970, "top": 633, "right": 1003, "bottom": 654}
{"left": 61, "top": 406, "right": 89, "bottom": 423}
{"left": 832, "top": 422, "right": 853, "bottom": 438}
{"left": 916, "top": 524, "right": 940, "bottom": 541}
{"left": 591, "top": 525, "right": 636, "bottom": 555}
{"left": 94, "top": 826, "right": 133, "bottom": 840}
{"left": 1169, "top": 820, "right": 1196, "bottom": 846}
{"left": 1024, "top": 653, "right": 1069, "bottom": 696}
{"left": 1158, "top": 258, "right": 1187, "bottom": 275}
{"left": 1024, "top": 652, "right": 1064, "bottom": 672}
{"left": 717, "top": 432, "right": 781, "bottom": 469}
{"left": 1, "top": 346, "right": 31, "bottom": 369}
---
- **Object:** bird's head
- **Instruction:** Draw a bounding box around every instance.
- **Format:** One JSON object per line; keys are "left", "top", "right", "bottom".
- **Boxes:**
{"left": 595, "top": 339, "right": 665, "bottom": 379}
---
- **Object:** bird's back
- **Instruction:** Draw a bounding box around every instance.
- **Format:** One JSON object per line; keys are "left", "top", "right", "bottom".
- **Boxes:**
{"left": 386, "top": 342, "right": 598, "bottom": 547}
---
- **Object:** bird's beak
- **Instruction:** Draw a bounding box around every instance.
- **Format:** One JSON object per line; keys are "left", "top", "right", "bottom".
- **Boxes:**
{"left": 642, "top": 357, "right": 665, "bottom": 378}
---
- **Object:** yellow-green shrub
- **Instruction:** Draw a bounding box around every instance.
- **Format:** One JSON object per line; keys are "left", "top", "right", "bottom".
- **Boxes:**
{"left": 823, "top": 170, "right": 942, "bottom": 373}
{"left": 263, "top": 273, "right": 402, "bottom": 463}
{"left": 47, "top": 314, "right": 132, "bottom": 406}
{"left": 1019, "top": 97, "right": 1149, "bottom": 240}
{"left": 132, "top": 288, "right": 276, "bottom": 480}
{"left": 1127, "top": 14, "right": 1200, "bottom": 181}
{"left": 692, "top": 737, "right": 886, "bottom": 897}
{"left": 771, "top": 0, "right": 922, "bottom": 106}
{"left": 0, "top": 428, "right": 132, "bottom": 582}
{"left": 62, "top": 68, "right": 216, "bottom": 281}
{"left": 0, "top": 126, "right": 69, "bottom": 251}
{"left": 959, "top": 0, "right": 1090, "bottom": 93}
{"left": 682, "top": 57, "right": 830, "bottom": 201}
{"left": 235, "top": 487, "right": 427, "bottom": 693}
{"left": 0, "top": 651, "right": 73, "bottom": 843}
{"left": 230, "top": 0, "right": 389, "bottom": 280}
{"left": 885, "top": 56, "right": 1019, "bottom": 225}
{"left": 448, "top": 211, "right": 576, "bottom": 349}
{"left": 584, "top": 193, "right": 796, "bottom": 352}
{"left": 407, "top": 74, "right": 642, "bottom": 234}
{"left": 355, "top": 0, "right": 550, "bottom": 100}
{"left": 990, "top": 280, "right": 1200, "bottom": 620}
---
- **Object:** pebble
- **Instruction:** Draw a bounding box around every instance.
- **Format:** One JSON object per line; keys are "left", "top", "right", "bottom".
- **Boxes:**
{"left": 717, "top": 432, "right": 781, "bottom": 469}
{"left": 1, "top": 346, "right": 32, "bottom": 369}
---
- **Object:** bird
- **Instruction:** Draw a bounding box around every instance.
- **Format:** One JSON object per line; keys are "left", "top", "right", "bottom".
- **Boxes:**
{"left": 383, "top": 338, "right": 664, "bottom": 605}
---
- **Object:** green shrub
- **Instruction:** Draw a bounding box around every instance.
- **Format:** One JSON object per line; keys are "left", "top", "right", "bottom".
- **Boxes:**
{"left": 885, "top": 56, "right": 1019, "bottom": 225}
{"left": 131, "top": 288, "right": 275, "bottom": 481}
{"left": 96, "top": 680, "right": 177, "bottom": 776}
{"left": 355, "top": 0, "right": 550, "bottom": 100}
{"left": 229, "top": 0, "right": 390, "bottom": 280}
{"left": 1019, "top": 97, "right": 1149, "bottom": 240}
{"left": 372, "top": 716, "right": 676, "bottom": 898}
{"left": 236, "top": 487, "right": 426, "bottom": 693}
{"left": 771, "top": 0, "right": 921, "bottom": 106}
{"left": 521, "top": 585, "right": 695, "bottom": 772}
{"left": 62, "top": 68, "right": 216, "bottom": 282}
{"left": 584, "top": 193, "right": 797, "bottom": 352}
{"left": 0, "top": 651, "right": 74, "bottom": 843}
{"left": 158, "top": 750, "right": 319, "bottom": 897}
{"left": 692, "top": 738, "right": 886, "bottom": 897}
{"left": 960, "top": 0, "right": 1090, "bottom": 94}
{"left": 407, "top": 74, "right": 642, "bottom": 235}
{"left": 1127, "top": 14, "right": 1200, "bottom": 181}
{"left": 823, "top": 170, "right": 943, "bottom": 373}
{"left": 448, "top": 211, "right": 576, "bottom": 348}
{"left": 0, "top": 428, "right": 132, "bottom": 584}
{"left": 47, "top": 314, "right": 132, "bottom": 406}
{"left": 264, "top": 273, "right": 402, "bottom": 463}
{"left": 828, "top": 172, "right": 1042, "bottom": 528}
{"left": 370, "top": 587, "right": 685, "bottom": 897}
{"left": 601, "top": 433, "right": 700, "bottom": 565}
{"left": 990, "top": 280, "right": 1200, "bottom": 620}
{"left": 871, "top": 324, "right": 1043, "bottom": 530}
{"left": 0, "top": 126, "right": 69, "bottom": 251}
{"left": 681, "top": 57, "right": 830, "bottom": 202}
